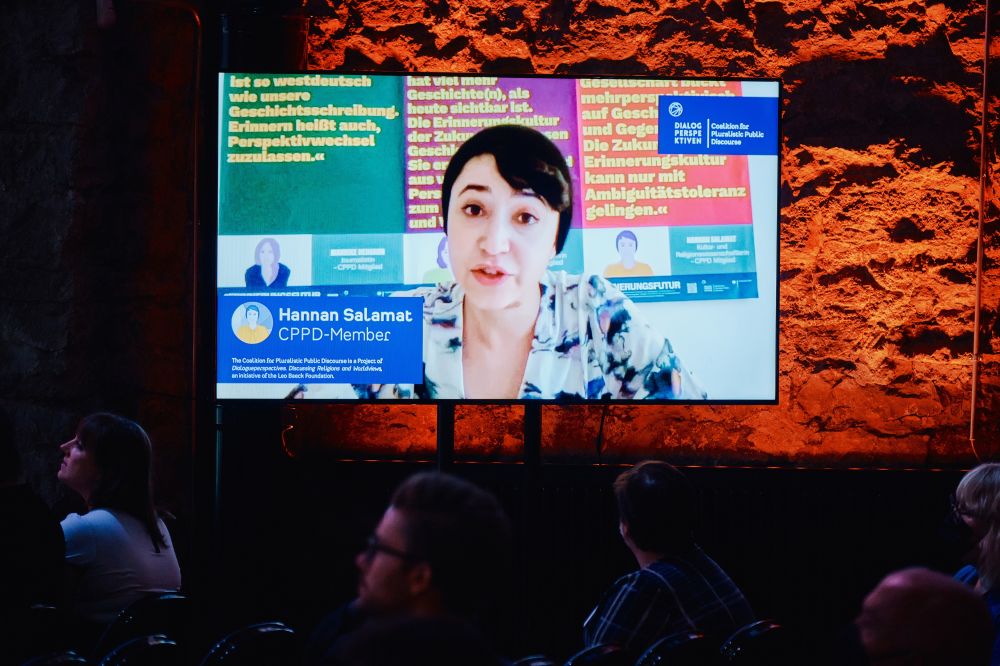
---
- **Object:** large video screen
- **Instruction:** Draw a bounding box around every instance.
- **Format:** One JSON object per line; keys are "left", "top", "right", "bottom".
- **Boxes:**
{"left": 216, "top": 73, "right": 779, "bottom": 402}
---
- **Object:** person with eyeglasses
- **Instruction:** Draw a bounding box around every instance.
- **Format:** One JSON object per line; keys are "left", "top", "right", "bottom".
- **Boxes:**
{"left": 952, "top": 463, "right": 1000, "bottom": 665}
{"left": 304, "top": 471, "right": 512, "bottom": 665}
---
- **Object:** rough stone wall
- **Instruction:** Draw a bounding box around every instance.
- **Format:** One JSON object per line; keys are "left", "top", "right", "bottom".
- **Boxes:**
{"left": 1, "top": 2, "right": 197, "bottom": 507}
{"left": 305, "top": 0, "right": 1000, "bottom": 466}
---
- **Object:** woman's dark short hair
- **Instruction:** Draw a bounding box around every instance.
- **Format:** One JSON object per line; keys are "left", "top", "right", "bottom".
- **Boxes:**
{"left": 77, "top": 413, "right": 166, "bottom": 550}
{"left": 390, "top": 472, "right": 511, "bottom": 619}
{"left": 441, "top": 125, "right": 573, "bottom": 255}
{"left": 614, "top": 460, "right": 698, "bottom": 554}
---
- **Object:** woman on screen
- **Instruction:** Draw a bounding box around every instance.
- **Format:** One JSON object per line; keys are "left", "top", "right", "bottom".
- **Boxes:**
{"left": 352, "top": 124, "right": 704, "bottom": 400}
{"left": 245, "top": 237, "right": 290, "bottom": 289}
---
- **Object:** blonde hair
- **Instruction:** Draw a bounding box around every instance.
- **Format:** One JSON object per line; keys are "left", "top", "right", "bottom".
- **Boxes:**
{"left": 956, "top": 463, "right": 1000, "bottom": 588}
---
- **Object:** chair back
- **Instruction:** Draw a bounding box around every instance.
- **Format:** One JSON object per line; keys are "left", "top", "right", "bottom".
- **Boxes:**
{"left": 92, "top": 594, "right": 190, "bottom": 659}
{"left": 636, "top": 631, "right": 719, "bottom": 666}
{"left": 10, "top": 604, "right": 76, "bottom": 661}
{"left": 20, "top": 651, "right": 90, "bottom": 665}
{"left": 563, "top": 644, "right": 631, "bottom": 666}
{"left": 198, "top": 621, "right": 298, "bottom": 666}
{"left": 719, "top": 620, "right": 792, "bottom": 665}
{"left": 511, "top": 655, "right": 559, "bottom": 666}
{"left": 97, "top": 634, "right": 179, "bottom": 666}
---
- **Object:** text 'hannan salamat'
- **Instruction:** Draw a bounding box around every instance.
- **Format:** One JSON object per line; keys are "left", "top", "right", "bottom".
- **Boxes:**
{"left": 278, "top": 307, "right": 416, "bottom": 323}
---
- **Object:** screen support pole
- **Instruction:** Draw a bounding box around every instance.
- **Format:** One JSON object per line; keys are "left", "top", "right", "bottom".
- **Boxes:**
{"left": 524, "top": 403, "right": 542, "bottom": 468}
{"left": 436, "top": 403, "right": 541, "bottom": 468}
{"left": 437, "top": 403, "right": 455, "bottom": 470}
{"left": 521, "top": 402, "right": 543, "bottom": 576}
{"left": 212, "top": 404, "right": 224, "bottom": 572}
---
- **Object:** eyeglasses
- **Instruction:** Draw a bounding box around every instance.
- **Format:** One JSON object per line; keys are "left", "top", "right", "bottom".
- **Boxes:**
{"left": 950, "top": 493, "right": 979, "bottom": 520}
{"left": 362, "top": 535, "right": 415, "bottom": 562}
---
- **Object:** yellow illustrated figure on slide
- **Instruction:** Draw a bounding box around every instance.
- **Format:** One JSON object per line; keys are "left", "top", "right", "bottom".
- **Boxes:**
{"left": 236, "top": 304, "right": 271, "bottom": 344}
{"left": 604, "top": 230, "right": 654, "bottom": 278}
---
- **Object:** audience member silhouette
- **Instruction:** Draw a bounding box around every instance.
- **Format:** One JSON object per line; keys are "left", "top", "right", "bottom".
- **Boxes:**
{"left": 57, "top": 413, "right": 181, "bottom": 626}
{"left": 856, "top": 567, "right": 992, "bottom": 666}
{"left": 0, "top": 407, "right": 65, "bottom": 656}
{"left": 305, "top": 471, "right": 512, "bottom": 665}
{"left": 583, "top": 460, "right": 753, "bottom": 654}
{"left": 952, "top": 463, "right": 1000, "bottom": 664}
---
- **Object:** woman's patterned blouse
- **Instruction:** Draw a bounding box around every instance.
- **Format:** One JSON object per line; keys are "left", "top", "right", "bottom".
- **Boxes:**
{"left": 349, "top": 271, "right": 706, "bottom": 400}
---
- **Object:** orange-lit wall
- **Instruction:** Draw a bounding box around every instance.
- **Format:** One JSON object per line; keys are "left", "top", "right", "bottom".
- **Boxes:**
{"left": 4, "top": 2, "right": 999, "bottom": 517}
{"left": 298, "top": 0, "right": 1000, "bottom": 466}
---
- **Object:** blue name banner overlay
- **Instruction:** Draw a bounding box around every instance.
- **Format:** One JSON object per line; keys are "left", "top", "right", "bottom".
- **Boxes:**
{"left": 218, "top": 293, "right": 423, "bottom": 384}
{"left": 658, "top": 96, "right": 779, "bottom": 156}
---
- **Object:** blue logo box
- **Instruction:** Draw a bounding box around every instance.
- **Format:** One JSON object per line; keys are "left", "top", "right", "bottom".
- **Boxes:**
{"left": 658, "top": 96, "right": 779, "bottom": 156}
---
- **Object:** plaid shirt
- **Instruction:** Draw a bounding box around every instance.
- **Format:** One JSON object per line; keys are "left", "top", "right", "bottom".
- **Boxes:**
{"left": 583, "top": 545, "right": 753, "bottom": 652}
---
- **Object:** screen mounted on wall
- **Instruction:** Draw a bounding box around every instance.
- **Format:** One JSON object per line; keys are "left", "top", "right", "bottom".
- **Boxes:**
{"left": 216, "top": 73, "right": 780, "bottom": 403}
